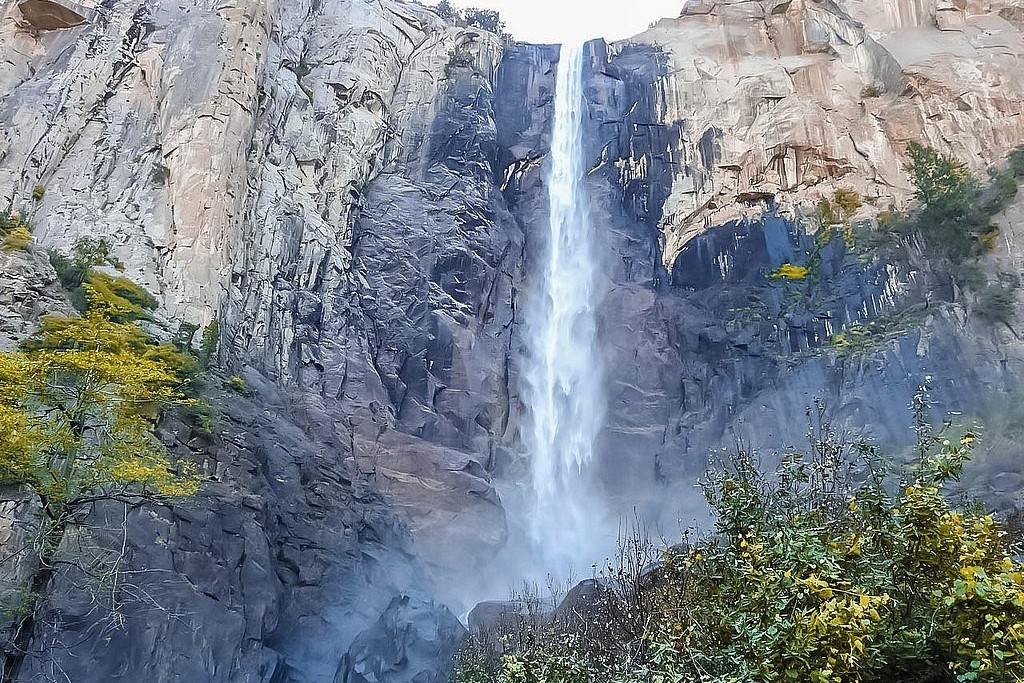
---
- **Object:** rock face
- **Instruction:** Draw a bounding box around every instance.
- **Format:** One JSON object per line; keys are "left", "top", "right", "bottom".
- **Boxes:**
{"left": 2, "top": 0, "right": 1024, "bottom": 680}
{"left": 0, "top": 248, "right": 72, "bottom": 350}
{"left": 0, "top": 0, "right": 517, "bottom": 679}
{"left": 629, "top": 0, "right": 1024, "bottom": 268}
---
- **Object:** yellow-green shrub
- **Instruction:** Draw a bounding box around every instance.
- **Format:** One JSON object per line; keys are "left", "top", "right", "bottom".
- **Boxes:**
{"left": 3, "top": 226, "right": 31, "bottom": 251}
{"left": 771, "top": 263, "right": 810, "bottom": 280}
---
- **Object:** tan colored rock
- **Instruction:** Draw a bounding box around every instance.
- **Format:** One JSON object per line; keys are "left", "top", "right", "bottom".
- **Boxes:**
{"left": 16, "top": 0, "right": 86, "bottom": 31}
{"left": 623, "top": 0, "right": 1024, "bottom": 268}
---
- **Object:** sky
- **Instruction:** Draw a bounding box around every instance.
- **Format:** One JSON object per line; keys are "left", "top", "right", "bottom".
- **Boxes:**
{"left": 429, "top": 0, "right": 686, "bottom": 44}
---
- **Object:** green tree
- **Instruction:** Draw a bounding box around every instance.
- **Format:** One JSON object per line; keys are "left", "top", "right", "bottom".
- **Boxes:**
{"left": 908, "top": 142, "right": 973, "bottom": 209}
{"left": 198, "top": 318, "right": 220, "bottom": 369}
{"left": 906, "top": 143, "right": 991, "bottom": 263}
{"left": 435, "top": 0, "right": 460, "bottom": 21}
{"left": 463, "top": 7, "right": 509, "bottom": 38}
{"left": 0, "top": 276, "right": 199, "bottom": 682}
{"left": 47, "top": 236, "right": 123, "bottom": 296}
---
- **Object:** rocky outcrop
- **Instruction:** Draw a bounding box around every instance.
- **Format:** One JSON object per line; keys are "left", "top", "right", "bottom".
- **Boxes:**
{"left": 0, "top": 247, "right": 72, "bottom": 350}
{"left": 627, "top": 0, "right": 1024, "bottom": 268}
{"left": 15, "top": 0, "right": 87, "bottom": 31}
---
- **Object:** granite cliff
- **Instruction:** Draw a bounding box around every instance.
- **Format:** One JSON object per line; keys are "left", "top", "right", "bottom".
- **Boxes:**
{"left": 1, "top": 0, "right": 1023, "bottom": 680}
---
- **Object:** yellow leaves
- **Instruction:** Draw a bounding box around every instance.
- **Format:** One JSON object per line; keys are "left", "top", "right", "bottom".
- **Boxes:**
{"left": 0, "top": 404, "right": 35, "bottom": 476}
{"left": 81, "top": 271, "right": 157, "bottom": 322}
{"left": 770, "top": 264, "right": 811, "bottom": 280}
{"left": 4, "top": 226, "right": 32, "bottom": 251}
{"left": 0, "top": 280, "right": 200, "bottom": 507}
{"left": 0, "top": 353, "right": 37, "bottom": 407}
{"left": 96, "top": 415, "right": 201, "bottom": 497}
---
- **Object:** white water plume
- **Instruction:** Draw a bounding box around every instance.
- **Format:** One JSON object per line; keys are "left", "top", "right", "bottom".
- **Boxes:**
{"left": 522, "top": 41, "right": 607, "bottom": 574}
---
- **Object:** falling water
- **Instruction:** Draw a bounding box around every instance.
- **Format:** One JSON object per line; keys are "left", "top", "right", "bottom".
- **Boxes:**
{"left": 523, "top": 41, "right": 606, "bottom": 573}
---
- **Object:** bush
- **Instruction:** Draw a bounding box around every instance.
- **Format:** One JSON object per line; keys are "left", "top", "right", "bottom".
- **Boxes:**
{"left": 658, "top": 403, "right": 1024, "bottom": 683}
{"left": 1007, "top": 146, "right": 1024, "bottom": 178}
{"left": 31, "top": 185, "right": 45, "bottom": 201}
{"left": 199, "top": 318, "right": 220, "bottom": 369}
{"left": 983, "top": 168, "right": 1019, "bottom": 215}
{"left": 225, "top": 375, "right": 248, "bottom": 394}
{"left": 48, "top": 236, "right": 126, "bottom": 310}
{"left": 0, "top": 211, "right": 31, "bottom": 239}
{"left": 770, "top": 263, "right": 810, "bottom": 280}
{"left": 829, "top": 307, "right": 922, "bottom": 355}
{"left": 454, "top": 393, "right": 1024, "bottom": 683}
{"left": 83, "top": 271, "right": 157, "bottom": 322}
{"left": 908, "top": 142, "right": 974, "bottom": 210}
{"left": 3, "top": 226, "right": 32, "bottom": 251}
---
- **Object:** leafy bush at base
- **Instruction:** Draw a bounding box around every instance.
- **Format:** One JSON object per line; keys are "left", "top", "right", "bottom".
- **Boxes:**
{"left": 455, "top": 393, "right": 1024, "bottom": 683}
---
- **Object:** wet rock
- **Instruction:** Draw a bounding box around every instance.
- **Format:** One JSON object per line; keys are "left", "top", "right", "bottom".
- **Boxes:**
{"left": 338, "top": 595, "right": 467, "bottom": 683}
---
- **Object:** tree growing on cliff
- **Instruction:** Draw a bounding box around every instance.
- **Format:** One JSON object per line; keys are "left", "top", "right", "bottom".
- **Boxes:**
{"left": 463, "top": 8, "right": 505, "bottom": 34}
{"left": 0, "top": 273, "right": 199, "bottom": 682}
{"left": 435, "top": 0, "right": 459, "bottom": 21}
{"left": 907, "top": 142, "right": 994, "bottom": 263}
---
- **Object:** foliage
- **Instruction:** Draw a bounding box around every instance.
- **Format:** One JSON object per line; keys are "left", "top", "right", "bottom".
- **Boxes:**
{"left": 829, "top": 307, "right": 924, "bottom": 356}
{"left": 446, "top": 47, "right": 478, "bottom": 77}
{"left": 225, "top": 375, "right": 248, "bottom": 394}
{"left": 1006, "top": 146, "right": 1024, "bottom": 179}
{"left": 860, "top": 85, "right": 882, "bottom": 99}
{"left": 0, "top": 211, "right": 31, "bottom": 242}
{"left": 3, "top": 226, "right": 31, "bottom": 251}
{"left": 31, "top": 185, "right": 44, "bottom": 201}
{"left": 660, "top": 401, "right": 1024, "bottom": 683}
{"left": 905, "top": 142, "right": 994, "bottom": 263}
{"left": 435, "top": 0, "right": 459, "bottom": 20}
{"left": 82, "top": 271, "right": 158, "bottom": 321}
{"left": 908, "top": 142, "right": 974, "bottom": 211}
{"left": 983, "top": 169, "right": 1019, "bottom": 215}
{"left": 454, "top": 393, "right": 1024, "bottom": 683}
{"left": 819, "top": 189, "right": 863, "bottom": 227}
{"left": 199, "top": 318, "right": 220, "bottom": 369}
{"left": 434, "top": 3, "right": 512, "bottom": 40}
{"left": 48, "top": 236, "right": 126, "bottom": 310}
{"left": 0, "top": 282, "right": 200, "bottom": 506}
{"left": 770, "top": 264, "right": 810, "bottom": 280}
{"left": 0, "top": 271, "right": 200, "bottom": 678}
{"left": 975, "top": 284, "right": 1018, "bottom": 324}
{"left": 463, "top": 8, "right": 505, "bottom": 33}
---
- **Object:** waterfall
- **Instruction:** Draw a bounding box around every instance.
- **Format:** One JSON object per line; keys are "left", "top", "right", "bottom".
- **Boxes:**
{"left": 523, "top": 41, "right": 606, "bottom": 574}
